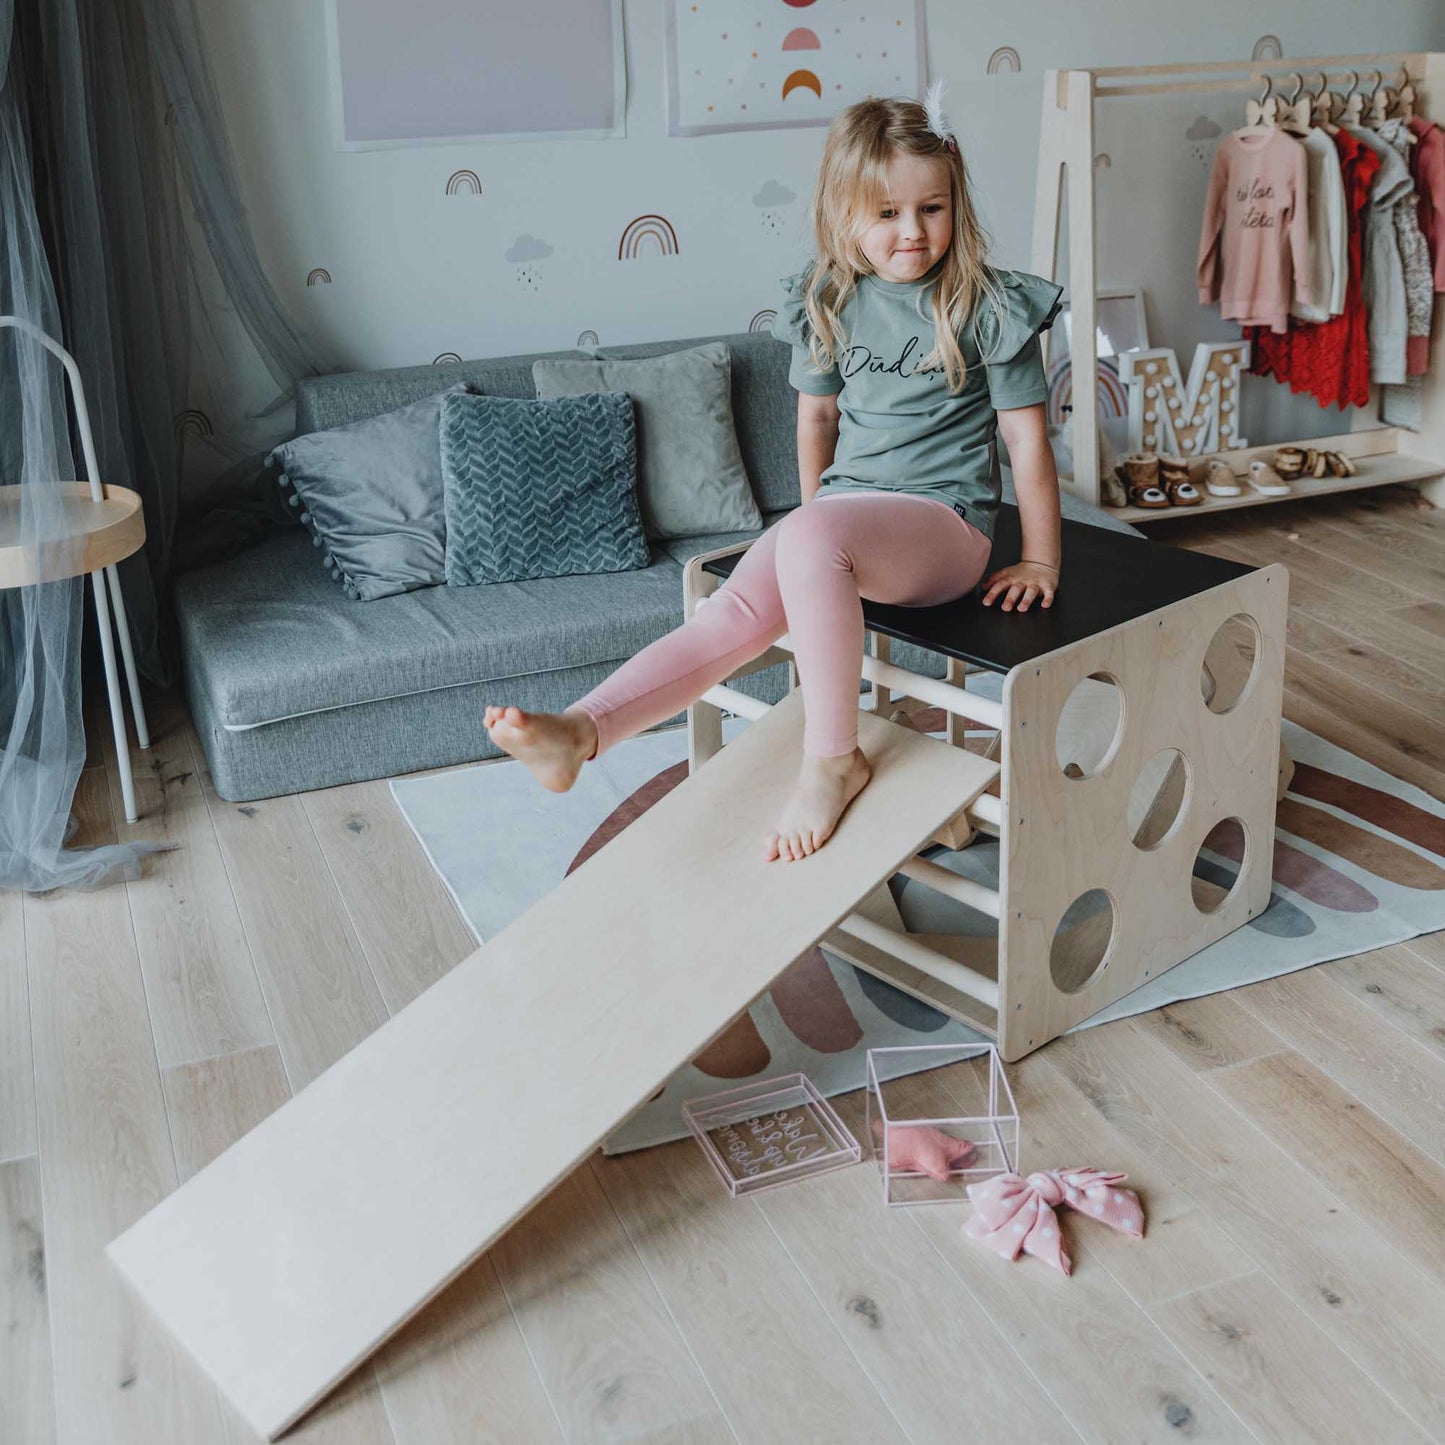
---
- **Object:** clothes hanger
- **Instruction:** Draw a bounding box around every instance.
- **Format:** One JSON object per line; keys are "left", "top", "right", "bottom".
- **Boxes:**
{"left": 1364, "top": 70, "right": 1394, "bottom": 129}
{"left": 1278, "top": 72, "right": 1313, "bottom": 136}
{"left": 1239, "top": 74, "right": 1278, "bottom": 134}
{"left": 1341, "top": 71, "right": 1368, "bottom": 128}
{"left": 1310, "top": 71, "right": 1339, "bottom": 135}
{"left": 1392, "top": 64, "right": 1420, "bottom": 124}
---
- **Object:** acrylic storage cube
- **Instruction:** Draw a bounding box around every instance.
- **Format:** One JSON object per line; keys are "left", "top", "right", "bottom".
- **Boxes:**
{"left": 865, "top": 1043, "right": 1019, "bottom": 1206}
{"left": 681, "top": 1073, "right": 861, "bottom": 1197}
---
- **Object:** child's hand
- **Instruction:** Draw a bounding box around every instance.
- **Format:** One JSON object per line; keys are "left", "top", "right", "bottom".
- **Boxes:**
{"left": 980, "top": 561, "right": 1057, "bottom": 612}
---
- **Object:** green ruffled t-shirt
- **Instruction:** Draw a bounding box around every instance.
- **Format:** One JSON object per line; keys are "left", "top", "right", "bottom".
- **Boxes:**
{"left": 770, "top": 260, "right": 1063, "bottom": 538}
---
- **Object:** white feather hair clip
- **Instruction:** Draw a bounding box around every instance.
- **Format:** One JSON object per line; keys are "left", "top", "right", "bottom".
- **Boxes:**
{"left": 922, "top": 78, "right": 958, "bottom": 153}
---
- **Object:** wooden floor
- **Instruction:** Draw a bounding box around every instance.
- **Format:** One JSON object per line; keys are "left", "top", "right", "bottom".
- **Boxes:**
{"left": 4, "top": 485, "right": 1445, "bottom": 1444}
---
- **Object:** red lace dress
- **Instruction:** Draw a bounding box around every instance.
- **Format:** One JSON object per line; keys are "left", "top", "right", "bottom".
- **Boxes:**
{"left": 1245, "top": 128, "right": 1382, "bottom": 410}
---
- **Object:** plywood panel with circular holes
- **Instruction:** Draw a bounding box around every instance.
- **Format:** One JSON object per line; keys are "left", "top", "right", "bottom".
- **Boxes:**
{"left": 995, "top": 564, "right": 1288, "bottom": 1060}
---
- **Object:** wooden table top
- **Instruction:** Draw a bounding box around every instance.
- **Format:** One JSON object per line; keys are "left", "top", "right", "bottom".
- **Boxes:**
{"left": 0, "top": 482, "right": 146, "bottom": 587}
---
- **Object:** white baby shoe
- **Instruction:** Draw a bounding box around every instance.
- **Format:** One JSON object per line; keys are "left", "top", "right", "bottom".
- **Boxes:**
{"left": 1247, "top": 459, "right": 1292, "bottom": 496}
{"left": 1204, "top": 459, "right": 1242, "bottom": 497}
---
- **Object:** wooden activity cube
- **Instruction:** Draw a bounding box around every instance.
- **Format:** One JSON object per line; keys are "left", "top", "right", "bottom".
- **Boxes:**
{"left": 686, "top": 507, "right": 1288, "bottom": 1061}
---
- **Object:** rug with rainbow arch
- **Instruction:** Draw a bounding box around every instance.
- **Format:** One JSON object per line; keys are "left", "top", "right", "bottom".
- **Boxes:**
{"left": 392, "top": 700, "right": 1445, "bottom": 1153}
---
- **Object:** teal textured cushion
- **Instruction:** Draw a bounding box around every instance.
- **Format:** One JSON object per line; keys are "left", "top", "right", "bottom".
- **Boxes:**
{"left": 532, "top": 341, "right": 763, "bottom": 539}
{"left": 266, "top": 382, "right": 471, "bottom": 601}
{"left": 440, "top": 391, "right": 651, "bottom": 586}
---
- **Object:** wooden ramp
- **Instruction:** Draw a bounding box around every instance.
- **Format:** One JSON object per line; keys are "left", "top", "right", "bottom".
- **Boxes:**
{"left": 107, "top": 691, "right": 998, "bottom": 1439}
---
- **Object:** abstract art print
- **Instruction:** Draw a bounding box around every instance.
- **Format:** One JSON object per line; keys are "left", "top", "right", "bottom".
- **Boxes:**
{"left": 326, "top": 0, "right": 627, "bottom": 149}
{"left": 664, "top": 0, "right": 927, "bottom": 137}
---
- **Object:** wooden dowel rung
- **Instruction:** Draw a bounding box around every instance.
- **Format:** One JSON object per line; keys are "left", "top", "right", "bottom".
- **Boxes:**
{"left": 771, "top": 632, "right": 1006, "bottom": 731}
{"left": 1087, "top": 50, "right": 1423, "bottom": 79}
{"left": 700, "top": 684, "right": 769, "bottom": 720}
{"left": 968, "top": 793, "right": 1003, "bottom": 828}
{"left": 838, "top": 913, "right": 999, "bottom": 1009}
{"left": 895, "top": 856, "right": 1001, "bottom": 918}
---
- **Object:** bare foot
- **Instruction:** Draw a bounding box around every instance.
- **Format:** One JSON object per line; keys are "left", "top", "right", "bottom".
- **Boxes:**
{"left": 483, "top": 704, "right": 598, "bottom": 793}
{"left": 764, "top": 748, "right": 872, "bottom": 862}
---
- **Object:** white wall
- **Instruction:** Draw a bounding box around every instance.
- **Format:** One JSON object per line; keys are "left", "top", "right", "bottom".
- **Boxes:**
{"left": 192, "top": 0, "right": 1444, "bottom": 457}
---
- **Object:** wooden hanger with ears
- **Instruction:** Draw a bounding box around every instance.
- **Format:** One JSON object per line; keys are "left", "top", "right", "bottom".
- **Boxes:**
{"left": 1391, "top": 64, "right": 1417, "bottom": 122}
{"left": 1278, "top": 72, "right": 1312, "bottom": 135}
{"left": 1309, "top": 71, "right": 1339, "bottom": 134}
{"left": 1341, "top": 70, "right": 1368, "bottom": 127}
{"left": 1242, "top": 74, "right": 1279, "bottom": 132}
{"left": 1365, "top": 69, "right": 1394, "bottom": 128}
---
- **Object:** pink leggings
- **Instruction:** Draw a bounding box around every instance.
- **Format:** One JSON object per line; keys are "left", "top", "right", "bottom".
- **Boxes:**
{"left": 572, "top": 490, "right": 993, "bottom": 758}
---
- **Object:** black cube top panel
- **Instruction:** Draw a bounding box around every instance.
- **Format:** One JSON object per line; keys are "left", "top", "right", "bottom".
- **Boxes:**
{"left": 701, "top": 503, "right": 1254, "bottom": 675}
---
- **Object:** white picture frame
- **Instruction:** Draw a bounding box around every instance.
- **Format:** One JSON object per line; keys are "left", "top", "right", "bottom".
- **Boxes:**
{"left": 1052, "top": 285, "right": 1150, "bottom": 364}
{"left": 325, "top": 0, "right": 628, "bottom": 152}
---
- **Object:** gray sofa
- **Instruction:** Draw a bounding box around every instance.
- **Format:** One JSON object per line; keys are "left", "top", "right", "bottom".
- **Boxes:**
{"left": 174, "top": 328, "right": 1137, "bottom": 801}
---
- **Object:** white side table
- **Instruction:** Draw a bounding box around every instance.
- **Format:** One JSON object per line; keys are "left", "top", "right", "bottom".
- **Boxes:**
{"left": 0, "top": 316, "right": 151, "bottom": 823}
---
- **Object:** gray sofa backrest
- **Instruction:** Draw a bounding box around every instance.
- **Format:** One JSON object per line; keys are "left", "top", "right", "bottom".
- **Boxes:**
{"left": 294, "top": 330, "right": 802, "bottom": 514}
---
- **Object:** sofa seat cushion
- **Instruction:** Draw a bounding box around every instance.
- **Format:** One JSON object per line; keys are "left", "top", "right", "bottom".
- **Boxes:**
{"left": 174, "top": 530, "right": 687, "bottom": 731}
{"left": 656, "top": 508, "right": 795, "bottom": 565}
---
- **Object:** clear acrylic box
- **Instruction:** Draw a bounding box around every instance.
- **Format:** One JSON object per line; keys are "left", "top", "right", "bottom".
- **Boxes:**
{"left": 865, "top": 1043, "right": 1019, "bottom": 1206}
{"left": 681, "top": 1073, "right": 861, "bottom": 1197}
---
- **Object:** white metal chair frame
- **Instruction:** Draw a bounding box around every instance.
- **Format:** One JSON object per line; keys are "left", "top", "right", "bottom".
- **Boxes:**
{"left": 1, "top": 315, "right": 150, "bottom": 822}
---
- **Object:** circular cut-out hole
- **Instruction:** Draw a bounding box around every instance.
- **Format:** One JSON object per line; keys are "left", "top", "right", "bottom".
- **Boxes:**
{"left": 1192, "top": 817, "right": 1248, "bottom": 913}
{"left": 1055, "top": 672, "right": 1124, "bottom": 779}
{"left": 1201, "top": 614, "right": 1260, "bottom": 714}
{"left": 1128, "top": 748, "right": 1191, "bottom": 850}
{"left": 1049, "top": 888, "right": 1116, "bottom": 993}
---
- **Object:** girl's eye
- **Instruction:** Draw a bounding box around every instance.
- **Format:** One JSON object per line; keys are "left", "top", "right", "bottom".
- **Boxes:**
{"left": 880, "top": 205, "right": 944, "bottom": 218}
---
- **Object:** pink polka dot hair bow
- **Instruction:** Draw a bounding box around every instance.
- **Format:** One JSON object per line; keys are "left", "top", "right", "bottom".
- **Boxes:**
{"left": 963, "top": 1168, "right": 1145, "bottom": 1276}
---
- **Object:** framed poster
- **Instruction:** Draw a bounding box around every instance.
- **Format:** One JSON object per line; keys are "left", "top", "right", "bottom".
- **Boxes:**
{"left": 664, "top": 0, "right": 927, "bottom": 138}
{"left": 326, "top": 0, "right": 627, "bottom": 150}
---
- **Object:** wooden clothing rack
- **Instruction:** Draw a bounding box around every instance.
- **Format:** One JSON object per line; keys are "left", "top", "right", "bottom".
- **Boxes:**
{"left": 1031, "top": 50, "right": 1445, "bottom": 522}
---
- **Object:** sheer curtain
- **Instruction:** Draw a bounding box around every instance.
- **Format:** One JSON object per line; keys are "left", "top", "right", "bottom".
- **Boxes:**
{"left": 0, "top": 0, "right": 331, "bottom": 890}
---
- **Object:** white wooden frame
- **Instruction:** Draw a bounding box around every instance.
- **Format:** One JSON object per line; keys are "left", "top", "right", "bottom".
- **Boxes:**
{"left": 684, "top": 544, "right": 1288, "bottom": 1062}
{"left": 1032, "top": 50, "right": 1445, "bottom": 522}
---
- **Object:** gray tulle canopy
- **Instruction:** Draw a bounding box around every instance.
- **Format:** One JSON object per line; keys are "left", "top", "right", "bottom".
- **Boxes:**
{"left": 0, "top": 0, "right": 332, "bottom": 890}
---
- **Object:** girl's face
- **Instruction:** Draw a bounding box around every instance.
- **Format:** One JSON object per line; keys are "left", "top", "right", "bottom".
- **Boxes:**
{"left": 856, "top": 153, "right": 953, "bottom": 283}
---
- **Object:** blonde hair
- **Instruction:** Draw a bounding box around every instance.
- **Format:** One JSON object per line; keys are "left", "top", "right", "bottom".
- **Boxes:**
{"left": 800, "top": 95, "right": 1005, "bottom": 396}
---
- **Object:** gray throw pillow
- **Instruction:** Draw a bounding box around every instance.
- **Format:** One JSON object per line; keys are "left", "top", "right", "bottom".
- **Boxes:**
{"left": 532, "top": 341, "right": 763, "bottom": 540}
{"left": 440, "top": 390, "right": 650, "bottom": 586}
{"left": 265, "top": 382, "right": 471, "bottom": 600}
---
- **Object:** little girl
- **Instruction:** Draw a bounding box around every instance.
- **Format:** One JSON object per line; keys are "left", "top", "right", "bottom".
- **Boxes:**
{"left": 486, "top": 85, "right": 1064, "bottom": 863}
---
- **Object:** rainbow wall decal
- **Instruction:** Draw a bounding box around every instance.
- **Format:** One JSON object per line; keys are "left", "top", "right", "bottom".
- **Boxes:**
{"left": 749, "top": 309, "right": 777, "bottom": 333}
{"left": 1094, "top": 152, "right": 1112, "bottom": 170}
{"left": 986, "top": 46, "right": 1021, "bottom": 75}
{"left": 782, "top": 69, "right": 822, "bottom": 101}
{"left": 306, "top": 268, "right": 332, "bottom": 287}
{"left": 576, "top": 329, "right": 601, "bottom": 347}
{"left": 1252, "top": 34, "right": 1283, "bottom": 62}
{"left": 432, "top": 352, "right": 463, "bottom": 366}
{"left": 445, "top": 170, "right": 483, "bottom": 196}
{"left": 173, "top": 409, "right": 212, "bottom": 443}
{"left": 618, "top": 214, "right": 679, "bottom": 260}
{"left": 1046, "top": 354, "right": 1129, "bottom": 426}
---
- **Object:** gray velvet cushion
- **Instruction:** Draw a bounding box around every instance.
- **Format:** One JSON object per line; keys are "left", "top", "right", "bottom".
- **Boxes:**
{"left": 441, "top": 391, "right": 650, "bottom": 586}
{"left": 532, "top": 341, "right": 764, "bottom": 540}
{"left": 265, "top": 382, "right": 470, "bottom": 600}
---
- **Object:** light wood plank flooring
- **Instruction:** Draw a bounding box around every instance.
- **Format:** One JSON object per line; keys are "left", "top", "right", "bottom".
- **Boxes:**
{"left": 4, "top": 485, "right": 1444, "bottom": 1444}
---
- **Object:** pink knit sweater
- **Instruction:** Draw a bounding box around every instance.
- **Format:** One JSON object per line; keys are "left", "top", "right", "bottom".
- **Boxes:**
{"left": 1199, "top": 128, "right": 1313, "bottom": 334}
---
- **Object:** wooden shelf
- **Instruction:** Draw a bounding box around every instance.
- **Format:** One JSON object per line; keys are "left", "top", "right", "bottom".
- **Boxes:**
{"left": 1108, "top": 448, "right": 1445, "bottom": 525}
